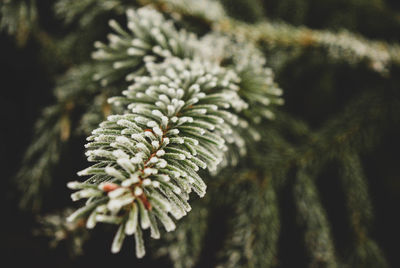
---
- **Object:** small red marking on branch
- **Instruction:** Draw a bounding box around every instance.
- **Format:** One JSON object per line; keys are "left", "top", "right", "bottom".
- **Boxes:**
{"left": 102, "top": 183, "right": 119, "bottom": 192}
{"left": 138, "top": 194, "right": 152, "bottom": 210}
{"left": 135, "top": 123, "right": 171, "bottom": 211}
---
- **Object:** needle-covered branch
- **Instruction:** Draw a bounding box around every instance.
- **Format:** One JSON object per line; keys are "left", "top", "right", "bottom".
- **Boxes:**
{"left": 68, "top": 57, "right": 248, "bottom": 256}
{"left": 66, "top": 6, "right": 283, "bottom": 256}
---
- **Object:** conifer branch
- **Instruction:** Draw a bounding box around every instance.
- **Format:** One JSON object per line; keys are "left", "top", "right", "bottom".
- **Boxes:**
{"left": 14, "top": 5, "right": 283, "bottom": 211}
{"left": 139, "top": 0, "right": 400, "bottom": 75}
{"left": 17, "top": 104, "right": 66, "bottom": 210}
{"left": 67, "top": 57, "right": 246, "bottom": 257}
{"left": 340, "top": 152, "right": 389, "bottom": 267}
{"left": 3, "top": 1, "right": 396, "bottom": 266}
{"left": 155, "top": 200, "right": 209, "bottom": 268}
{"left": 67, "top": 7, "right": 282, "bottom": 257}
{"left": 0, "top": 0, "right": 37, "bottom": 46}
{"left": 54, "top": 0, "right": 126, "bottom": 27}
{"left": 219, "top": 19, "right": 400, "bottom": 74}
{"left": 16, "top": 65, "right": 104, "bottom": 210}
{"left": 254, "top": 90, "right": 400, "bottom": 189}
{"left": 216, "top": 178, "right": 280, "bottom": 268}
{"left": 35, "top": 208, "right": 90, "bottom": 257}
{"left": 294, "top": 170, "right": 338, "bottom": 268}
{"left": 137, "top": 0, "right": 226, "bottom": 24}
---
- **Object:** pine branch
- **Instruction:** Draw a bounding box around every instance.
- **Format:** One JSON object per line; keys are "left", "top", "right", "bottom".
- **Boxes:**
{"left": 8, "top": 1, "right": 396, "bottom": 265}
{"left": 0, "top": 0, "right": 37, "bottom": 46}
{"left": 137, "top": 0, "right": 226, "bottom": 24}
{"left": 67, "top": 56, "right": 248, "bottom": 257}
{"left": 216, "top": 177, "right": 280, "bottom": 268}
{"left": 294, "top": 169, "right": 338, "bottom": 268}
{"left": 66, "top": 7, "right": 282, "bottom": 257}
{"left": 138, "top": 0, "right": 400, "bottom": 75}
{"left": 17, "top": 104, "right": 66, "bottom": 210}
{"left": 35, "top": 208, "right": 90, "bottom": 257}
{"left": 16, "top": 65, "right": 102, "bottom": 210}
{"left": 154, "top": 199, "right": 209, "bottom": 268}
{"left": 54, "top": 0, "right": 127, "bottom": 27}
{"left": 90, "top": 7, "right": 199, "bottom": 87}
{"left": 200, "top": 33, "right": 284, "bottom": 122}
{"left": 6, "top": 0, "right": 399, "bottom": 75}
{"left": 218, "top": 19, "right": 400, "bottom": 75}
{"left": 339, "top": 152, "right": 389, "bottom": 267}
{"left": 16, "top": 5, "right": 282, "bottom": 211}
{"left": 254, "top": 89, "right": 400, "bottom": 189}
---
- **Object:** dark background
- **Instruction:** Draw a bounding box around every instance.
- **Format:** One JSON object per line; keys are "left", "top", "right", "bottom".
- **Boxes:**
{"left": 1, "top": 0, "right": 400, "bottom": 267}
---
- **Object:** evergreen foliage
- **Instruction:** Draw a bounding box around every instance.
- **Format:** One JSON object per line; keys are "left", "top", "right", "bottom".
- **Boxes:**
{"left": 66, "top": 7, "right": 281, "bottom": 256}
{"left": 2, "top": 0, "right": 400, "bottom": 267}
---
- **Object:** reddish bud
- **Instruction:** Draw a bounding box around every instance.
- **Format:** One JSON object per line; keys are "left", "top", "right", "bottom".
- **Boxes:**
{"left": 102, "top": 183, "right": 119, "bottom": 192}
